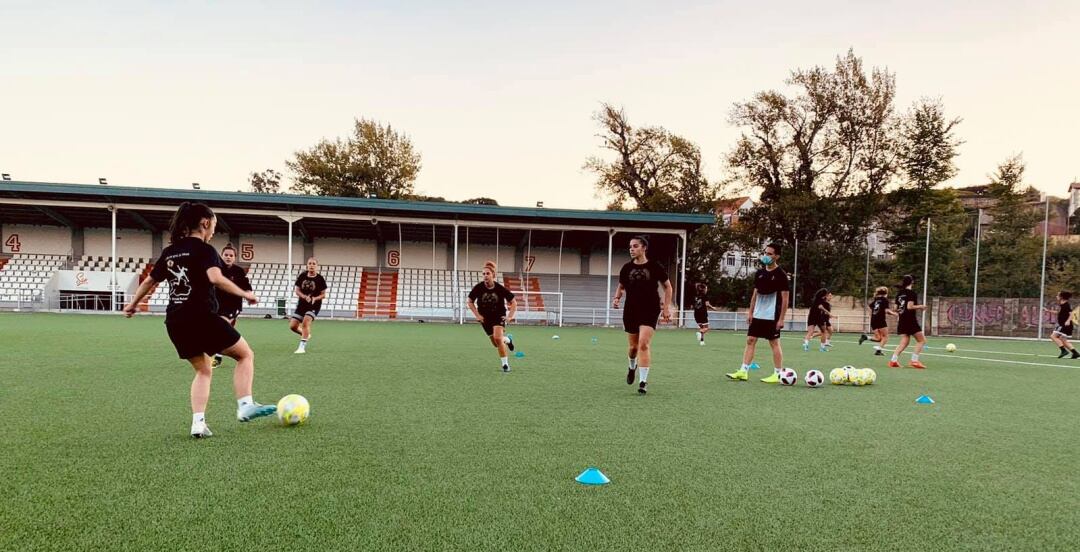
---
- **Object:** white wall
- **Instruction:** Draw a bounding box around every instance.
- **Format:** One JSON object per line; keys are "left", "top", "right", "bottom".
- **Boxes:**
{"left": 590, "top": 245, "right": 628, "bottom": 276}
{"left": 458, "top": 245, "right": 516, "bottom": 273}
{"left": 1, "top": 224, "right": 71, "bottom": 255}
{"left": 235, "top": 234, "right": 305, "bottom": 264}
{"left": 523, "top": 246, "right": 579, "bottom": 275}
{"left": 314, "top": 238, "right": 377, "bottom": 266}
{"left": 395, "top": 240, "right": 448, "bottom": 269}
{"left": 84, "top": 228, "right": 153, "bottom": 259}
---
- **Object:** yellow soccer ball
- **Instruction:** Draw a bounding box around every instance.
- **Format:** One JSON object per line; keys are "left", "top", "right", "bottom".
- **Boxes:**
{"left": 277, "top": 394, "right": 310, "bottom": 426}
{"left": 945, "top": 343, "right": 957, "bottom": 353}
{"left": 829, "top": 368, "right": 847, "bottom": 385}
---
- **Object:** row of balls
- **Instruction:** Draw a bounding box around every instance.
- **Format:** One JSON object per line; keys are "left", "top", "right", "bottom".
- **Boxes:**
{"left": 829, "top": 366, "right": 877, "bottom": 386}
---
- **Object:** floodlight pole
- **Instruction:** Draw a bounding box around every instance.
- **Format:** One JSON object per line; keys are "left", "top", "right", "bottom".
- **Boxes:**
{"left": 110, "top": 205, "right": 117, "bottom": 312}
{"left": 1037, "top": 198, "right": 1050, "bottom": 340}
{"left": 863, "top": 234, "right": 872, "bottom": 332}
{"left": 791, "top": 237, "right": 798, "bottom": 324}
{"left": 971, "top": 209, "right": 982, "bottom": 337}
{"left": 605, "top": 229, "right": 613, "bottom": 326}
{"left": 922, "top": 218, "right": 931, "bottom": 329}
{"left": 679, "top": 231, "right": 688, "bottom": 328}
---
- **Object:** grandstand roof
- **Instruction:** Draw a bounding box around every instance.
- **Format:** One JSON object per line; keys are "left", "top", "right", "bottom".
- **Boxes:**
{"left": 0, "top": 181, "right": 714, "bottom": 238}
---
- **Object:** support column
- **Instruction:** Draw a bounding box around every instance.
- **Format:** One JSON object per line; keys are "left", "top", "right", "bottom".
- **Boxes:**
{"left": 151, "top": 231, "right": 163, "bottom": 258}
{"left": 679, "top": 231, "right": 688, "bottom": 328}
{"left": 110, "top": 206, "right": 117, "bottom": 311}
{"left": 71, "top": 226, "right": 85, "bottom": 261}
{"left": 605, "top": 230, "right": 613, "bottom": 326}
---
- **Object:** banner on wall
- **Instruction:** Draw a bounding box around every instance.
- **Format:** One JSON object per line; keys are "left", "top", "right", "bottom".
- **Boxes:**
{"left": 56, "top": 270, "right": 138, "bottom": 292}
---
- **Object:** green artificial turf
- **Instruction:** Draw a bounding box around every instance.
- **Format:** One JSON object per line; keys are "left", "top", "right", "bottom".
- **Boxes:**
{"left": 3, "top": 313, "right": 1078, "bottom": 551}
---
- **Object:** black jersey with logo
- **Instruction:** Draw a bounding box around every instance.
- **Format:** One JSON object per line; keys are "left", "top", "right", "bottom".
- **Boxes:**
{"left": 150, "top": 237, "right": 224, "bottom": 321}
{"left": 870, "top": 297, "right": 890, "bottom": 327}
{"left": 896, "top": 289, "right": 919, "bottom": 324}
{"left": 295, "top": 273, "right": 328, "bottom": 311}
{"left": 469, "top": 281, "right": 515, "bottom": 318}
{"left": 619, "top": 260, "right": 669, "bottom": 312}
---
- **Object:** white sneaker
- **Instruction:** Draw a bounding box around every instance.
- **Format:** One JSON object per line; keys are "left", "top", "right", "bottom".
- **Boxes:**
{"left": 294, "top": 347, "right": 306, "bottom": 354}
{"left": 191, "top": 421, "right": 213, "bottom": 438}
{"left": 237, "top": 402, "right": 277, "bottom": 422}
{"left": 699, "top": 341, "right": 705, "bottom": 346}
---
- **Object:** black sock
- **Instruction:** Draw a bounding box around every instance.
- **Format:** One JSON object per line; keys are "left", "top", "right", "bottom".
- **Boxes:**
{"left": 1061, "top": 346, "right": 1068, "bottom": 353}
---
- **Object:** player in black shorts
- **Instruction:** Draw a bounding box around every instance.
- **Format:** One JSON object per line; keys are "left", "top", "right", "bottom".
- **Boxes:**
{"left": 211, "top": 243, "right": 252, "bottom": 368}
{"left": 467, "top": 261, "right": 518, "bottom": 372}
{"left": 289, "top": 257, "right": 328, "bottom": 354}
{"left": 123, "top": 202, "right": 276, "bottom": 438}
{"left": 692, "top": 282, "right": 719, "bottom": 346}
{"left": 726, "top": 242, "right": 789, "bottom": 383}
{"left": 888, "top": 275, "right": 927, "bottom": 369}
{"left": 859, "top": 286, "right": 897, "bottom": 356}
{"left": 1045, "top": 291, "right": 1078, "bottom": 359}
{"left": 612, "top": 235, "right": 673, "bottom": 395}
{"left": 802, "top": 288, "right": 834, "bottom": 352}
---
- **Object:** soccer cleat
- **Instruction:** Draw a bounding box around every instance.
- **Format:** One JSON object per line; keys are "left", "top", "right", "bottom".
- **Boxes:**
{"left": 725, "top": 369, "right": 748, "bottom": 381}
{"left": 638, "top": 381, "right": 647, "bottom": 395}
{"left": 294, "top": 347, "right": 306, "bottom": 354}
{"left": 699, "top": 340, "right": 705, "bottom": 346}
{"left": 824, "top": 342, "right": 833, "bottom": 348}
{"left": 909, "top": 360, "right": 926, "bottom": 369}
{"left": 1072, "top": 350, "right": 1080, "bottom": 359}
{"left": 819, "top": 346, "right": 828, "bottom": 353}
{"left": 858, "top": 334, "right": 868, "bottom": 345}
{"left": 191, "top": 422, "right": 213, "bottom": 439}
{"left": 236, "top": 402, "right": 276, "bottom": 422}
{"left": 874, "top": 350, "right": 885, "bottom": 356}
{"left": 211, "top": 355, "right": 222, "bottom": 368}
{"left": 626, "top": 368, "right": 636, "bottom": 384}
{"left": 502, "top": 364, "right": 511, "bottom": 373}
{"left": 1059, "top": 350, "right": 1070, "bottom": 359}
{"left": 760, "top": 372, "right": 780, "bottom": 384}
{"left": 802, "top": 342, "right": 809, "bottom": 352}
{"left": 505, "top": 335, "right": 515, "bottom": 352}
{"left": 887, "top": 360, "right": 901, "bottom": 368}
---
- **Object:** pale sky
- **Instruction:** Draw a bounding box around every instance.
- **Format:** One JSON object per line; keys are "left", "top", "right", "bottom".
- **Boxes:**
{"left": 2, "top": 1, "right": 1078, "bottom": 209}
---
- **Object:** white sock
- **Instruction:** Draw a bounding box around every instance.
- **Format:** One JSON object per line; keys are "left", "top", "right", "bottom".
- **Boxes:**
{"left": 696, "top": 331, "right": 702, "bottom": 341}
{"left": 502, "top": 335, "right": 510, "bottom": 344}
{"left": 891, "top": 354, "right": 899, "bottom": 362}
{"left": 193, "top": 412, "right": 205, "bottom": 424}
{"left": 774, "top": 367, "right": 782, "bottom": 374}
{"left": 912, "top": 353, "right": 920, "bottom": 362}
{"left": 237, "top": 395, "right": 252, "bottom": 408}
{"left": 639, "top": 367, "right": 649, "bottom": 382}
{"left": 500, "top": 356, "right": 508, "bottom": 366}
{"left": 873, "top": 345, "right": 882, "bottom": 351}
{"left": 740, "top": 363, "right": 749, "bottom": 371}
{"left": 803, "top": 339, "right": 808, "bottom": 346}
{"left": 629, "top": 357, "right": 638, "bottom": 370}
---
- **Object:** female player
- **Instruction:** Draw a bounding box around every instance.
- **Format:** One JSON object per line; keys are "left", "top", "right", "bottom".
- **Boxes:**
{"left": 692, "top": 282, "right": 720, "bottom": 346}
{"left": 1045, "top": 291, "right": 1079, "bottom": 359}
{"left": 467, "top": 261, "right": 518, "bottom": 372}
{"left": 212, "top": 243, "right": 252, "bottom": 368}
{"left": 289, "top": 257, "right": 328, "bottom": 354}
{"left": 612, "top": 235, "right": 673, "bottom": 395}
{"left": 123, "top": 202, "right": 276, "bottom": 438}
{"left": 802, "top": 288, "right": 834, "bottom": 352}
{"left": 859, "top": 286, "right": 896, "bottom": 355}
{"left": 889, "top": 275, "right": 927, "bottom": 369}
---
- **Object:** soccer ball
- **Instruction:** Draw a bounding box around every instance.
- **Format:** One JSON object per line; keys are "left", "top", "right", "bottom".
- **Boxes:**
{"left": 829, "top": 368, "right": 847, "bottom": 385}
{"left": 842, "top": 365, "right": 859, "bottom": 384}
{"left": 277, "top": 394, "right": 310, "bottom": 426}
{"left": 945, "top": 343, "right": 957, "bottom": 353}
{"left": 862, "top": 368, "right": 877, "bottom": 385}
{"left": 779, "top": 368, "right": 798, "bottom": 386}
{"left": 805, "top": 369, "right": 824, "bottom": 388}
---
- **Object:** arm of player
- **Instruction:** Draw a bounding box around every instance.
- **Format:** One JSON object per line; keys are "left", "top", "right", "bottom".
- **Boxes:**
{"left": 776, "top": 290, "right": 789, "bottom": 329}
{"left": 467, "top": 299, "right": 484, "bottom": 323}
{"left": 887, "top": 309, "right": 898, "bottom": 316}
{"left": 209, "top": 267, "right": 257, "bottom": 304}
{"left": 660, "top": 280, "right": 673, "bottom": 322}
{"left": 506, "top": 298, "right": 517, "bottom": 323}
{"left": 313, "top": 286, "right": 328, "bottom": 302}
{"left": 122, "top": 276, "right": 158, "bottom": 317}
{"left": 294, "top": 285, "right": 310, "bottom": 303}
{"left": 747, "top": 289, "right": 757, "bottom": 324}
{"left": 612, "top": 283, "right": 624, "bottom": 309}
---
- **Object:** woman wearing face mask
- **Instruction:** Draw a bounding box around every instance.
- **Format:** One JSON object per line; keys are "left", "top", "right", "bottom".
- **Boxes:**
{"left": 211, "top": 243, "right": 252, "bottom": 368}
{"left": 726, "top": 242, "right": 789, "bottom": 383}
{"left": 612, "top": 235, "right": 673, "bottom": 395}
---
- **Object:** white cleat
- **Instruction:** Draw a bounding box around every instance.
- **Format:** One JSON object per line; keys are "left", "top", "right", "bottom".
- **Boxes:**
{"left": 237, "top": 402, "right": 277, "bottom": 422}
{"left": 699, "top": 341, "right": 705, "bottom": 346}
{"left": 294, "top": 347, "right": 306, "bottom": 354}
{"left": 191, "top": 421, "right": 213, "bottom": 439}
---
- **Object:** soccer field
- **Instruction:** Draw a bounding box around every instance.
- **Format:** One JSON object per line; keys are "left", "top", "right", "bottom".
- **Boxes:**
{"left": 4, "top": 313, "right": 1078, "bottom": 551}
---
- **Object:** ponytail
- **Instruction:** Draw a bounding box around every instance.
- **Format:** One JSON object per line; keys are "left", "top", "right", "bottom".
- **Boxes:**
{"left": 168, "top": 202, "right": 215, "bottom": 244}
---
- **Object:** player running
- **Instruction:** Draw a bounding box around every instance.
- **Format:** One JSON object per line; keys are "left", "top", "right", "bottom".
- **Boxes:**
{"left": 212, "top": 243, "right": 252, "bottom": 368}
{"left": 1045, "top": 291, "right": 1079, "bottom": 359}
{"left": 888, "top": 275, "right": 927, "bottom": 369}
{"left": 467, "top": 261, "right": 518, "bottom": 372}
{"left": 692, "top": 282, "right": 720, "bottom": 346}
{"left": 289, "top": 257, "right": 328, "bottom": 354}
{"left": 859, "top": 286, "right": 896, "bottom": 356}
{"left": 612, "top": 235, "right": 673, "bottom": 395}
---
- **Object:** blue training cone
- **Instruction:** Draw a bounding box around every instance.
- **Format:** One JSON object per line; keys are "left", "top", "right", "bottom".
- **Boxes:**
{"left": 514, "top": 351, "right": 525, "bottom": 358}
{"left": 575, "top": 467, "right": 610, "bottom": 486}
{"left": 915, "top": 395, "right": 935, "bottom": 404}
{"left": 748, "top": 362, "right": 760, "bottom": 371}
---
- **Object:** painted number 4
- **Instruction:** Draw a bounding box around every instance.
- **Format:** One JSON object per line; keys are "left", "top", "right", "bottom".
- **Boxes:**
{"left": 4, "top": 234, "right": 20, "bottom": 253}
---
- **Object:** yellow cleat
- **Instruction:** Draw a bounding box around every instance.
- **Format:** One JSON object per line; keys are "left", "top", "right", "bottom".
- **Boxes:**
{"left": 725, "top": 369, "right": 749, "bottom": 381}
{"left": 760, "top": 372, "right": 780, "bottom": 384}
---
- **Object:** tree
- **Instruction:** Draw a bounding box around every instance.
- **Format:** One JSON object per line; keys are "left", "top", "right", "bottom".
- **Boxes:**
{"left": 584, "top": 104, "right": 717, "bottom": 213}
{"left": 288, "top": 118, "right": 422, "bottom": 199}
{"left": 461, "top": 197, "right": 499, "bottom": 206}
{"left": 978, "top": 155, "right": 1043, "bottom": 297}
{"left": 896, "top": 98, "right": 963, "bottom": 190}
{"left": 248, "top": 169, "right": 282, "bottom": 194}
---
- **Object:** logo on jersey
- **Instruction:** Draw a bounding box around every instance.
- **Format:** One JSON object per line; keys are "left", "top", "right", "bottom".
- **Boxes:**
{"left": 165, "top": 259, "right": 192, "bottom": 301}
{"left": 627, "top": 267, "right": 651, "bottom": 281}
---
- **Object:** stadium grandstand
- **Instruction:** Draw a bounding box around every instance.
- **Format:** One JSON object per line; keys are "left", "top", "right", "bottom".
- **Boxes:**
{"left": 0, "top": 181, "right": 714, "bottom": 326}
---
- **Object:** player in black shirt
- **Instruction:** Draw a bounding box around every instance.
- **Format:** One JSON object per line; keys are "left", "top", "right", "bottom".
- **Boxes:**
{"left": 1045, "top": 291, "right": 1078, "bottom": 359}
{"left": 726, "top": 242, "right": 789, "bottom": 383}
{"left": 802, "top": 288, "right": 834, "bottom": 352}
{"left": 211, "top": 243, "right": 252, "bottom": 368}
{"left": 467, "top": 261, "right": 518, "bottom": 372}
{"left": 888, "top": 275, "right": 927, "bottom": 369}
{"left": 123, "top": 202, "right": 276, "bottom": 438}
{"left": 612, "top": 236, "right": 673, "bottom": 395}
{"left": 859, "top": 286, "right": 897, "bottom": 356}
{"left": 692, "top": 282, "right": 719, "bottom": 346}
{"left": 289, "top": 257, "right": 328, "bottom": 354}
